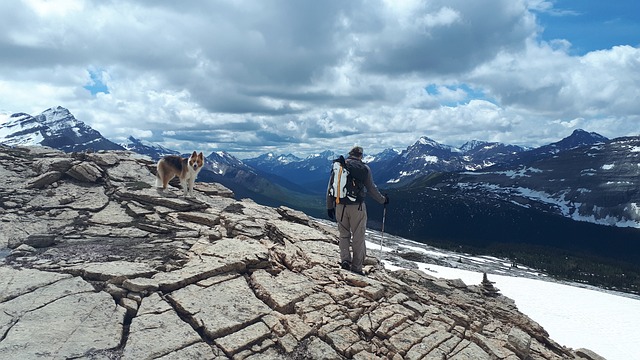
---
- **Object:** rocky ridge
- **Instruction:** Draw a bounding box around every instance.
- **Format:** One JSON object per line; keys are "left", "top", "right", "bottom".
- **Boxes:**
{"left": 0, "top": 146, "right": 603, "bottom": 360}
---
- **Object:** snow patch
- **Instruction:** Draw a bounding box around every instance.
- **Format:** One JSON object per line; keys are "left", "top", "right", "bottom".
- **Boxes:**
{"left": 605, "top": 181, "right": 633, "bottom": 185}
{"left": 493, "top": 167, "right": 543, "bottom": 179}
{"left": 387, "top": 169, "right": 421, "bottom": 183}
{"left": 421, "top": 155, "right": 438, "bottom": 163}
{"left": 406, "top": 262, "right": 640, "bottom": 360}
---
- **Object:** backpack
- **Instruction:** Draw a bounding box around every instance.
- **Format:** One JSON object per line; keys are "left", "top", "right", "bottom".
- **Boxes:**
{"left": 328, "top": 155, "right": 368, "bottom": 205}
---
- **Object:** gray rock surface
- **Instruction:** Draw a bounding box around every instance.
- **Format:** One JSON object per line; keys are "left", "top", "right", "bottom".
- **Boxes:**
{"left": 0, "top": 145, "right": 605, "bottom": 359}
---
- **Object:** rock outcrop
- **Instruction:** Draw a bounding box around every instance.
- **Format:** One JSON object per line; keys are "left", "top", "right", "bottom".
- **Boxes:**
{"left": 0, "top": 145, "right": 603, "bottom": 359}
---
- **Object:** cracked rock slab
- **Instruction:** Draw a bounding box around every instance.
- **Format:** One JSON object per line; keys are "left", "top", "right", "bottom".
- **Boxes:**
{"left": 251, "top": 269, "right": 316, "bottom": 314}
{"left": 116, "top": 187, "right": 207, "bottom": 211}
{"left": 197, "top": 237, "right": 270, "bottom": 269}
{"left": 214, "top": 321, "right": 271, "bottom": 356}
{"left": 155, "top": 342, "right": 220, "bottom": 360}
{"left": 123, "top": 308, "right": 205, "bottom": 360}
{"left": 0, "top": 267, "right": 71, "bottom": 302}
{"left": 136, "top": 292, "right": 173, "bottom": 316}
{"left": 67, "top": 260, "right": 157, "bottom": 284}
{"left": 90, "top": 201, "right": 135, "bottom": 225}
{"left": 26, "top": 182, "right": 109, "bottom": 211}
{"left": 0, "top": 291, "right": 126, "bottom": 359}
{"left": 168, "top": 276, "right": 271, "bottom": 339}
{"left": 266, "top": 219, "right": 331, "bottom": 243}
{"left": 151, "top": 257, "right": 238, "bottom": 292}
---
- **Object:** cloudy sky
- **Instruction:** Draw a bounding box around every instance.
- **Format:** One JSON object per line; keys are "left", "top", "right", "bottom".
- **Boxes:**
{"left": 1, "top": 0, "right": 639, "bottom": 158}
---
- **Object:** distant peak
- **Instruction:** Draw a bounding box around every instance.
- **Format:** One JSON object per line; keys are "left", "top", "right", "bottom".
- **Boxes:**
{"left": 417, "top": 136, "right": 438, "bottom": 146}
{"left": 567, "top": 129, "right": 608, "bottom": 141}
{"left": 459, "top": 140, "right": 489, "bottom": 152}
{"left": 43, "top": 106, "right": 70, "bottom": 114}
{"left": 127, "top": 136, "right": 143, "bottom": 144}
{"left": 10, "top": 112, "right": 32, "bottom": 118}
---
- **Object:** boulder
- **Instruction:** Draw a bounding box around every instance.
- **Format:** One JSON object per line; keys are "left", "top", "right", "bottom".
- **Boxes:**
{"left": 25, "top": 170, "right": 63, "bottom": 189}
{"left": 66, "top": 161, "right": 103, "bottom": 182}
{"left": 32, "top": 157, "right": 74, "bottom": 174}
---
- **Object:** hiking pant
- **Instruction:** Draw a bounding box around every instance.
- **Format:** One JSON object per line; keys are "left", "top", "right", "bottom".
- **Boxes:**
{"left": 337, "top": 203, "right": 367, "bottom": 272}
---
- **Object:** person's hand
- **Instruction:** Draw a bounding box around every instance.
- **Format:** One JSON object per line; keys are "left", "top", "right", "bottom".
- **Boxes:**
{"left": 327, "top": 208, "right": 336, "bottom": 220}
{"left": 384, "top": 194, "right": 390, "bottom": 205}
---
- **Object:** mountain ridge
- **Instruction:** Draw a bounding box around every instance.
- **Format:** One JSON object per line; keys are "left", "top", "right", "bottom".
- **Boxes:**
{"left": 1, "top": 106, "right": 632, "bottom": 230}
{"left": 0, "top": 106, "right": 124, "bottom": 152}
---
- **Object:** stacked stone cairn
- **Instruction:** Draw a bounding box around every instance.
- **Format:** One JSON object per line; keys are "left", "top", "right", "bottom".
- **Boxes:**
{"left": 481, "top": 272, "right": 501, "bottom": 297}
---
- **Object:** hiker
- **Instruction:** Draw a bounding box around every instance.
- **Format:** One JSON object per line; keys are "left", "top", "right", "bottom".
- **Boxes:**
{"left": 326, "top": 146, "right": 389, "bottom": 275}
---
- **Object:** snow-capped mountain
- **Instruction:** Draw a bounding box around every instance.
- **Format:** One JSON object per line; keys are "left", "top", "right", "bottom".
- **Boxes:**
{"left": 366, "top": 137, "right": 527, "bottom": 186}
{"left": 452, "top": 135, "right": 640, "bottom": 228}
{"left": 205, "top": 151, "right": 248, "bottom": 176}
{"left": 363, "top": 148, "right": 400, "bottom": 163}
{"left": 372, "top": 136, "right": 467, "bottom": 185}
{"left": 244, "top": 153, "right": 303, "bottom": 168}
{"left": 198, "top": 150, "right": 323, "bottom": 216}
{"left": 120, "top": 136, "right": 178, "bottom": 160}
{"left": 244, "top": 150, "right": 337, "bottom": 193}
{"left": 494, "top": 129, "right": 608, "bottom": 169}
{"left": 459, "top": 140, "right": 530, "bottom": 170}
{"left": 0, "top": 106, "right": 123, "bottom": 152}
{"left": 245, "top": 131, "right": 604, "bottom": 192}
{"left": 361, "top": 131, "right": 602, "bottom": 186}
{"left": 368, "top": 135, "right": 640, "bottom": 289}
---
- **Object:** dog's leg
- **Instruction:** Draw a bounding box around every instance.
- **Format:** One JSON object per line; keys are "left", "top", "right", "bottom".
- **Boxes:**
{"left": 155, "top": 164, "right": 164, "bottom": 189}
{"left": 180, "top": 179, "right": 188, "bottom": 197}
{"left": 189, "top": 178, "right": 196, "bottom": 197}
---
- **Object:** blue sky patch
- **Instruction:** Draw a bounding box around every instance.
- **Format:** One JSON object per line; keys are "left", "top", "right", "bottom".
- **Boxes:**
{"left": 84, "top": 68, "right": 110, "bottom": 95}
{"left": 426, "top": 83, "right": 494, "bottom": 107}
{"left": 535, "top": 1, "right": 640, "bottom": 54}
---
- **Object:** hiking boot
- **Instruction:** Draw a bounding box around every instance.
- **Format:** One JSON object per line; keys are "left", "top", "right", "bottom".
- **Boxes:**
{"left": 351, "top": 268, "right": 365, "bottom": 276}
{"left": 340, "top": 260, "right": 351, "bottom": 270}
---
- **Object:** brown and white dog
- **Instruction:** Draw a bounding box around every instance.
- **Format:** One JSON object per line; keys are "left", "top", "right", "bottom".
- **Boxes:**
{"left": 155, "top": 151, "right": 204, "bottom": 197}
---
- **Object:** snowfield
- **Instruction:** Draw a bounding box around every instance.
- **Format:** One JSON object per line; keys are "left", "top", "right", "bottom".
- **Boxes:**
{"left": 388, "top": 261, "right": 640, "bottom": 360}
{"left": 353, "top": 228, "right": 640, "bottom": 360}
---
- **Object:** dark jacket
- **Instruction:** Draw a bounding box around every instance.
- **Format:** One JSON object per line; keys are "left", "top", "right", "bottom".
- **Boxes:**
{"left": 326, "top": 156, "right": 386, "bottom": 209}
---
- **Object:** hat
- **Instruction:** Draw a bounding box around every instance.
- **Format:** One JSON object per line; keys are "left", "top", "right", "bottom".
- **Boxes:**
{"left": 349, "top": 146, "right": 363, "bottom": 157}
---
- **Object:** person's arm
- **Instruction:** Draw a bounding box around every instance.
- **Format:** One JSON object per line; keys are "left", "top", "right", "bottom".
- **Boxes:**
{"left": 364, "top": 165, "right": 386, "bottom": 204}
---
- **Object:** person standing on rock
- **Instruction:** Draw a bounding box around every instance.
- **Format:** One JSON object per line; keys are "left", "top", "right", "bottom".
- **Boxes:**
{"left": 327, "top": 146, "right": 389, "bottom": 275}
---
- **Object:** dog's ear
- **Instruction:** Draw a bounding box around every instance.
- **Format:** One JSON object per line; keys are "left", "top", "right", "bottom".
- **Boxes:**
{"left": 198, "top": 152, "right": 204, "bottom": 159}
{"left": 192, "top": 151, "right": 197, "bottom": 157}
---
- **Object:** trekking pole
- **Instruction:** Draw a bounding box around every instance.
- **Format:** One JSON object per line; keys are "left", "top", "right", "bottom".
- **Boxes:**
{"left": 378, "top": 203, "right": 387, "bottom": 260}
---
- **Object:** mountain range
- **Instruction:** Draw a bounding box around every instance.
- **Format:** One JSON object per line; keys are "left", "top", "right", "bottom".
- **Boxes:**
{"left": 2, "top": 107, "right": 637, "bottom": 228}
{"left": 2, "top": 106, "right": 639, "bottom": 293}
